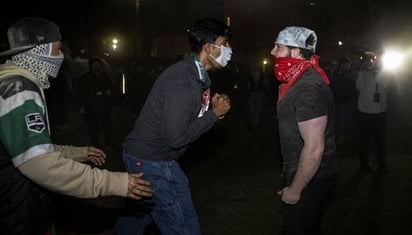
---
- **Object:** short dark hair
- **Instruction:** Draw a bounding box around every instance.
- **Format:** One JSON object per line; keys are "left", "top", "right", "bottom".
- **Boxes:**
{"left": 299, "top": 48, "right": 313, "bottom": 60}
{"left": 88, "top": 56, "right": 104, "bottom": 69}
{"left": 287, "top": 34, "right": 315, "bottom": 60}
{"left": 188, "top": 17, "right": 232, "bottom": 53}
{"left": 301, "top": 34, "right": 316, "bottom": 59}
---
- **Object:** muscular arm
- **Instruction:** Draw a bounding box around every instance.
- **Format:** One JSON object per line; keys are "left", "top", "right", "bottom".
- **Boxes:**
{"left": 278, "top": 115, "right": 327, "bottom": 204}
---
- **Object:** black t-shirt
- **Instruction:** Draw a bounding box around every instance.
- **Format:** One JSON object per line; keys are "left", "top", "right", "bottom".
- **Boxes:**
{"left": 277, "top": 68, "right": 337, "bottom": 185}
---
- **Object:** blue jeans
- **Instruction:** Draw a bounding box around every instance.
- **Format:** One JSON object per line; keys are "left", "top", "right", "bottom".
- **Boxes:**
{"left": 114, "top": 151, "right": 201, "bottom": 235}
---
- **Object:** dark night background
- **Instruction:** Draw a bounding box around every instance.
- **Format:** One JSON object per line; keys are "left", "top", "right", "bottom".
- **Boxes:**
{"left": 2, "top": 0, "right": 412, "bottom": 66}
{"left": 2, "top": 0, "right": 408, "bottom": 123}
{"left": 2, "top": 1, "right": 412, "bottom": 234}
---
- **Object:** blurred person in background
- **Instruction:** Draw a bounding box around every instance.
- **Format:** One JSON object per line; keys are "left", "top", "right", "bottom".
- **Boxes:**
{"left": 356, "top": 53, "right": 392, "bottom": 173}
{"left": 329, "top": 57, "right": 357, "bottom": 147}
{"left": 247, "top": 67, "right": 264, "bottom": 129}
{"left": 78, "top": 56, "right": 115, "bottom": 148}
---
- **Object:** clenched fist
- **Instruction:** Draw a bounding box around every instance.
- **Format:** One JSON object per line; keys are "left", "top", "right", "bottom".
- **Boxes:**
{"left": 211, "top": 93, "right": 231, "bottom": 118}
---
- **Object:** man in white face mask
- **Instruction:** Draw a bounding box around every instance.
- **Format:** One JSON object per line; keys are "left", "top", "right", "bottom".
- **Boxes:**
{"left": 116, "top": 17, "right": 232, "bottom": 235}
{"left": 0, "top": 17, "right": 153, "bottom": 235}
{"left": 209, "top": 42, "right": 233, "bottom": 67}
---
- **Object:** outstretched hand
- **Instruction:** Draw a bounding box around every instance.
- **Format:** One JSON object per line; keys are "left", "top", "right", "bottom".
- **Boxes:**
{"left": 127, "top": 173, "right": 154, "bottom": 200}
{"left": 86, "top": 146, "right": 107, "bottom": 166}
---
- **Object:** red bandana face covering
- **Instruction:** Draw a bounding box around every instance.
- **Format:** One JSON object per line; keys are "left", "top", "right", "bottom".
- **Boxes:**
{"left": 273, "top": 55, "right": 330, "bottom": 102}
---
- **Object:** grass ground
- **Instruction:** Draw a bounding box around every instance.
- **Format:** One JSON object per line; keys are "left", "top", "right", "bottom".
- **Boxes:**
{"left": 53, "top": 92, "right": 412, "bottom": 235}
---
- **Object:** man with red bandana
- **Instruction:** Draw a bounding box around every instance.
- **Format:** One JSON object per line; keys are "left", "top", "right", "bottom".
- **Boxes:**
{"left": 271, "top": 26, "right": 337, "bottom": 234}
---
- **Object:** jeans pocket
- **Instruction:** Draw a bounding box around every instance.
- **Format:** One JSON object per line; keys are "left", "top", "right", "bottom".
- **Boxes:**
{"left": 122, "top": 152, "right": 146, "bottom": 173}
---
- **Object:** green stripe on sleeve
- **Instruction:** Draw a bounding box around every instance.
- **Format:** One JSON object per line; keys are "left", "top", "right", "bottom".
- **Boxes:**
{"left": 0, "top": 100, "right": 52, "bottom": 158}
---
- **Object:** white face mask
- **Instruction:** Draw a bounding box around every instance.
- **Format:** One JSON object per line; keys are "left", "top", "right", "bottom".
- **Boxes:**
{"left": 210, "top": 44, "right": 232, "bottom": 67}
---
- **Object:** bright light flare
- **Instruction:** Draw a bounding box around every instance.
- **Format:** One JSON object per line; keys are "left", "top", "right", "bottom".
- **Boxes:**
{"left": 381, "top": 50, "right": 404, "bottom": 71}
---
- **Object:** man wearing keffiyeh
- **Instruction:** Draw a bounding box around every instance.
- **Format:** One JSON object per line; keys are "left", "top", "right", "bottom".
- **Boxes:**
{"left": 0, "top": 17, "right": 153, "bottom": 235}
{"left": 271, "top": 26, "right": 337, "bottom": 235}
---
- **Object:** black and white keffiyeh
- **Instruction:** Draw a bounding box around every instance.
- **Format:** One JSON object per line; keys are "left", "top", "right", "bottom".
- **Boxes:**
{"left": 10, "top": 43, "right": 64, "bottom": 89}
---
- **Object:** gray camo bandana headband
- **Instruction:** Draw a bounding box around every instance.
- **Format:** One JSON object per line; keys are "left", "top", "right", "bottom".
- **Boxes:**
{"left": 275, "top": 26, "right": 317, "bottom": 52}
{"left": 10, "top": 43, "right": 64, "bottom": 89}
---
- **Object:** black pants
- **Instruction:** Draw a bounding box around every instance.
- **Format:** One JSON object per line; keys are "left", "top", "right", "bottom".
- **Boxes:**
{"left": 358, "top": 111, "right": 386, "bottom": 169}
{"left": 281, "top": 175, "right": 336, "bottom": 235}
{"left": 85, "top": 112, "right": 112, "bottom": 147}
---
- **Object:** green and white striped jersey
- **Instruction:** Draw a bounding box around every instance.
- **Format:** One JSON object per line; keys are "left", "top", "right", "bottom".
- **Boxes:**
{"left": 0, "top": 64, "right": 55, "bottom": 167}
